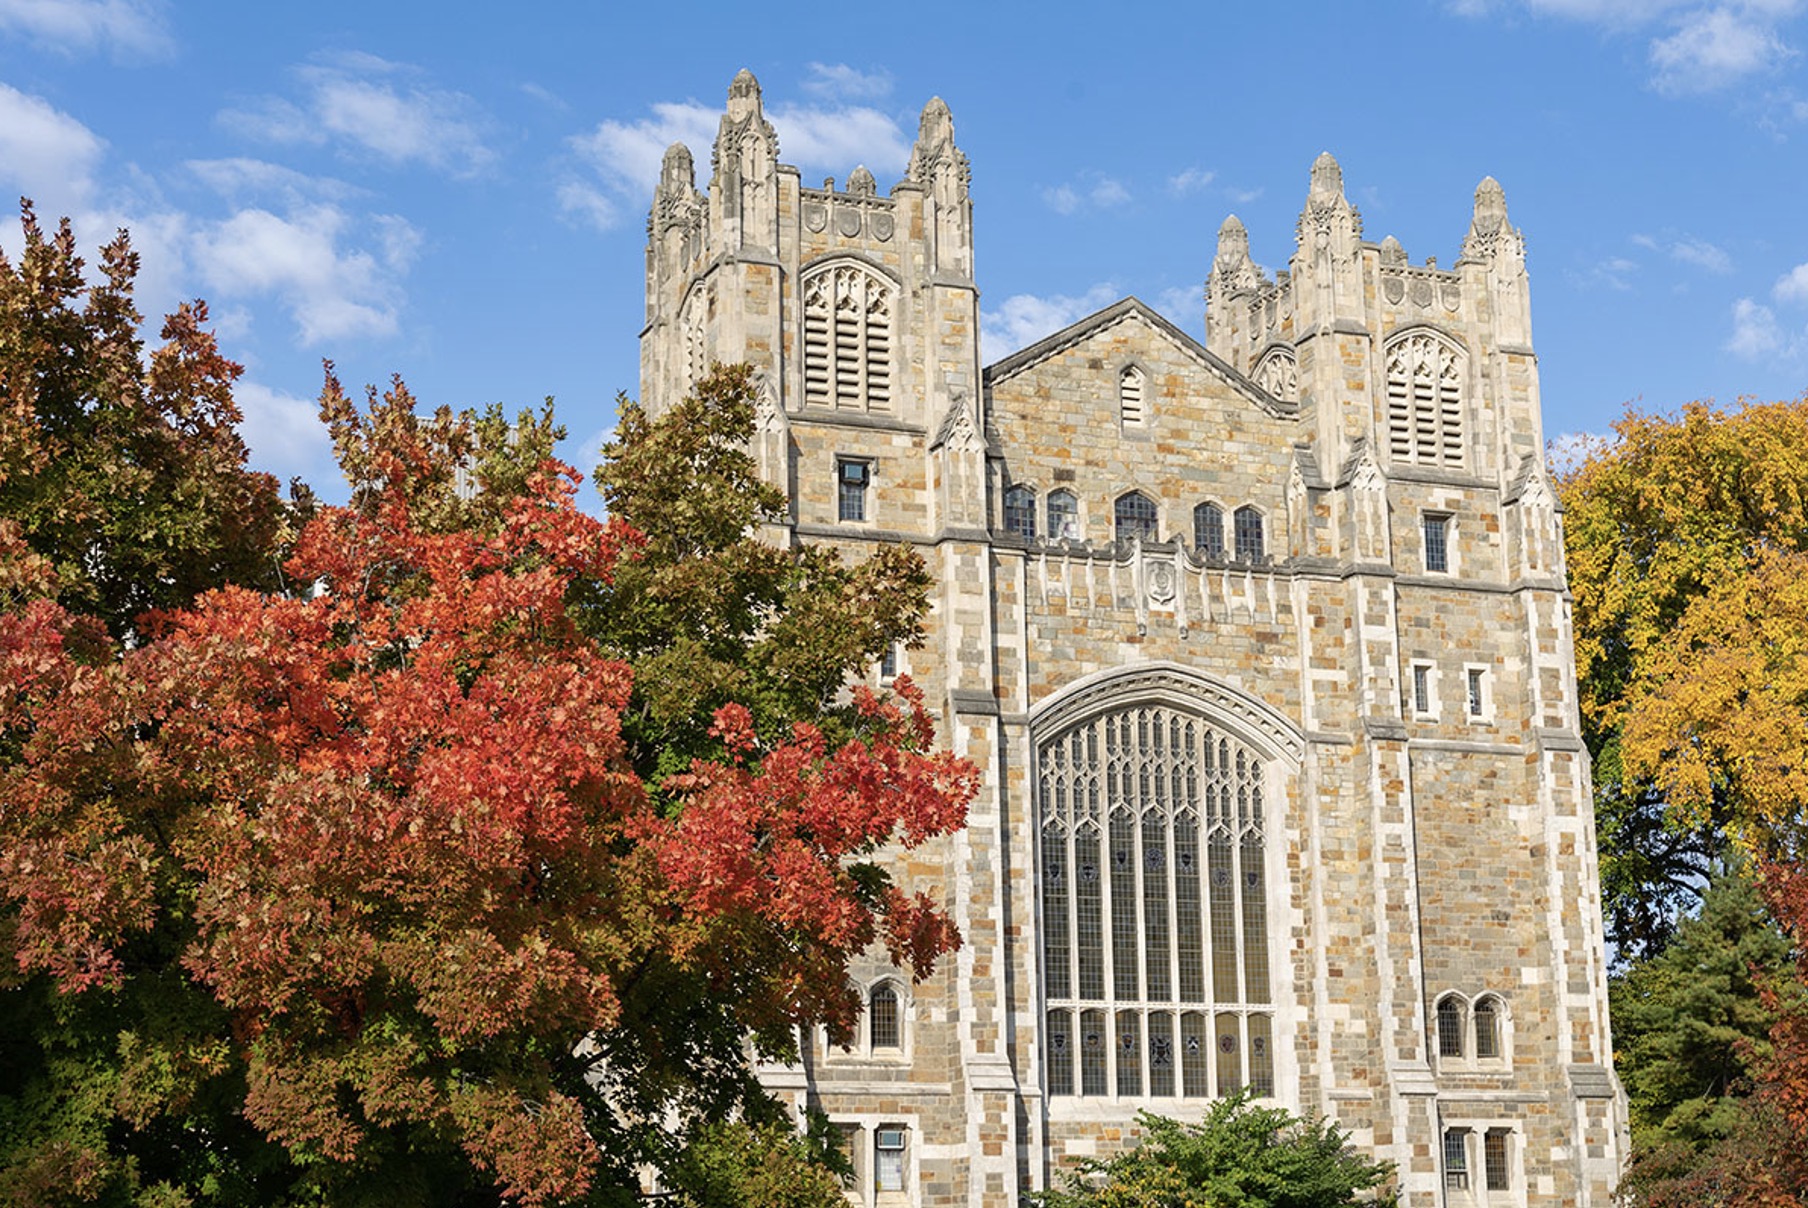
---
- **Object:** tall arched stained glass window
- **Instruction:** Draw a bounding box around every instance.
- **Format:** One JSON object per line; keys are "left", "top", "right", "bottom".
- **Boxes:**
{"left": 1039, "top": 704, "right": 1272, "bottom": 1099}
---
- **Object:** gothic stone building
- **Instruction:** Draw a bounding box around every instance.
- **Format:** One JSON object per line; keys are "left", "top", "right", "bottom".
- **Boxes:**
{"left": 638, "top": 70, "right": 1626, "bottom": 1208}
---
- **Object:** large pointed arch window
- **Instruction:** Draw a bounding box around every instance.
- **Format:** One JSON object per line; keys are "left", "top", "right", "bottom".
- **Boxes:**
{"left": 1039, "top": 704, "right": 1273, "bottom": 1100}
{"left": 802, "top": 261, "right": 893, "bottom": 413}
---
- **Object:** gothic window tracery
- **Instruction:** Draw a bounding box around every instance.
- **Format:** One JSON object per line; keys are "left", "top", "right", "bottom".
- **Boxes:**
{"left": 1385, "top": 331, "right": 1466, "bottom": 467}
{"left": 1115, "top": 492, "right": 1158, "bottom": 543}
{"left": 1233, "top": 506, "right": 1265, "bottom": 562}
{"left": 1039, "top": 706, "right": 1273, "bottom": 1099}
{"left": 1252, "top": 348, "right": 1298, "bottom": 403}
{"left": 1047, "top": 489, "right": 1080, "bottom": 540}
{"left": 802, "top": 262, "right": 893, "bottom": 412}
{"left": 1193, "top": 503, "right": 1225, "bottom": 559}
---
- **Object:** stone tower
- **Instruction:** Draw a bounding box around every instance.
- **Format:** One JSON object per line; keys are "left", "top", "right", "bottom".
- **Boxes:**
{"left": 639, "top": 71, "right": 1625, "bottom": 1208}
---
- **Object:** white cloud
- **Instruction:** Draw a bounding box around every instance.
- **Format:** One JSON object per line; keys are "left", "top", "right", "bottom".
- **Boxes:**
{"left": 1774, "top": 260, "right": 1808, "bottom": 301}
{"left": 1168, "top": 168, "right": 1215, "bottom": 196}
{"left": 1631, "top": 232, "right": 1734, "bottom": 272}
{"left": 0, "top": 82, "right": 106, "bottom": 211}
{"left": 1154, "top": 284, "right": 1204, "bottom": 326}
{"left": 0, "top": 0, "right": 172, "bottom": 58}
{"left": 566, "top": 86, "right": 912, "bottom": 230}
{"left": 1225, "top": 186, "right": 1265, "bottom": 205}
{"left": 234, "top": 379, "right": 332, "bottom": 483}
{"left": 1041, "top": 184, "right": 1080, "bottom": 215}
{"left": 221, "top": 53, "right": 495, "bottom": 176}
{"left": 802, "top": 62, "right": 892, "bottom": 101}
{"left": 1569, "top": 255, "right": 1640, "bottom": 291}
{"left": 1727, "top": 295, "right": 1784, "bottom": 356}
{"left": 1041, "top": 173, "right": 1132, "bottom": 216}
{"left": 187, "top": 156, "right": 357, "bottom": 204}
{"left": 192, "top": 205, "right": 417, "bottom": 345}
{"left": 980, "top": 283, "right": 1119, "bottom": 362}
{"left": 1650, "top": 6, "right": 1797, "bottom": 93}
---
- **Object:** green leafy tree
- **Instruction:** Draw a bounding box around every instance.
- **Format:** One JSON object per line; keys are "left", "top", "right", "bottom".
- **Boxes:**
{"left": 1035, "top": 1092, "right": 1395, "bottom": 1208}
{"left": 1610, "top": 867, "right": 1790, "bottom": 1152}
{"left": 0, "top": 202, "right": 292, "bottom": 640}
{"left": 661, "top": 1120, "right": 849, "bottom": 1208}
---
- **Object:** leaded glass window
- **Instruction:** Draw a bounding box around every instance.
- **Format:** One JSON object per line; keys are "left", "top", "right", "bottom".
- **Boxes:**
{"left": 1039, "top": 705, "right": 1273, "bottom": 1099}
{"left": 1193, "top": 502, "right": 1225, "bottom": 559}
{"left": 1047, "top": 489, "right": 1080, "bottom": 541}
{"left": 1437, "top": 996, "right": 1465, "bottom": 1058}
{"left": 1474, "top": 996, "right": 1500, "bottom": 1060}
{"left": 1115, "top": 492, "right": 1158, "bottom": 544}
{"left": 870, "top": 984, "right": 900, "bottom": 1051}
{"left": 1233, "top": 506, "right": 1264, "bottom": 562}
{"left": 1004, "top": 484, "right": 1037, "bottom": 540}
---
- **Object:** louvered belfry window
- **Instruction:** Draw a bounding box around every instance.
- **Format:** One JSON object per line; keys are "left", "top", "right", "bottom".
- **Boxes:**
{"left": 1039, "top": 706, "right": 1273, "bottom": 1099}
{"left": 802, "top": 263, "right": 892, "bottom": 412}
{"left": 1385, "top": 332, "right": 1464, "bottom": 467}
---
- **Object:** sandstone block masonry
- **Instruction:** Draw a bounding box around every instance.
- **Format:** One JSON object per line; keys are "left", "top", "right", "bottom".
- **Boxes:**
{"left": 638, "top": 69, "right": 1627, "bottom": 1208}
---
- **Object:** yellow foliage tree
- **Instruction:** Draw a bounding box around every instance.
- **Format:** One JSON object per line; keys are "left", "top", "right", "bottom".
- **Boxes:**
{"left": 1558, "top": 397, "right": 1808, "bottom": 948}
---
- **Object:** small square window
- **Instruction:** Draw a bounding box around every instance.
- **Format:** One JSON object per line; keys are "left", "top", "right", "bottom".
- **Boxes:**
{"left": 838, "top": 459, "right": 869, "bottom": 523}
{"left": 1424, "top": 513, "right": 1450, "bottom": 573}
{"left": 1412, "top": 664, "right": 1432, "bottom": 716}
{"left": 1467, "top": 668, "right": 1486, "bottom": 718}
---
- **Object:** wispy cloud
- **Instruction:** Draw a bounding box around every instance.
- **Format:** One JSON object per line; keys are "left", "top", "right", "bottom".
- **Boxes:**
{"left": 802, "top": 62, "right": 892, "bottom": 101}
{"left": 1452, "top": 0, "right": 1806, "bottom": 94}
{"left": 980, "top": 282, "right": 1119, "bottom": 361}
{"left": 1568, "top": 254, "right": 1640, "bottom": 291}
{"left": 220, "top": 52, "right": 495, "bottom": 176}
{"left": 0, "top": 0, "right": 172, "bottom": 59}
{"left": 1041, "top": 172, "right": 1132, "bottom": 216}
{"left": 1650, "top": 5, "right": 1798, "bottom": 94}
{"left": 1168, "top": 167, "right": 1215, "bottom": 196}
{"left": 565, "top": 78, "right": 912, "bottom": 231}
{"left": 1631, "top": 231, "right": 1734, "bottom": 272}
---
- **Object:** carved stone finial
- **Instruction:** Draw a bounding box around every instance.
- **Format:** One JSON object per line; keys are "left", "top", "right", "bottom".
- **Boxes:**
{"left": 660, "top": 142, "right": 694, "bottom": 193}
{"left": 1379, "top": 235, "right": 1406, "bottom": 267}
{"left": 727, "top": 68, "right": 762, "bottom": 119}
{"left": 1309, "top": 151, "right": 1344, "bottom": 203}
{"left": 918, "top": 96, "right": 953, "bottom": 145}
{"left": 1215, "top": 215, "right": 1249, "bottom": 269}
{"left": 1462, "top": 175, "right": 1519, "bottom": 261}
{"left": 907, "top": 96, "right": 969, "bottom": 193}
{"left": 847, "top": 164, "right": 876, "bottom": 196}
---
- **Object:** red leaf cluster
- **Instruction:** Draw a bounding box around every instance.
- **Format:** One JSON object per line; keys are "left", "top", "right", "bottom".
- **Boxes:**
{"left": 0, "top": 453, "right": 973, "bottom": 1202}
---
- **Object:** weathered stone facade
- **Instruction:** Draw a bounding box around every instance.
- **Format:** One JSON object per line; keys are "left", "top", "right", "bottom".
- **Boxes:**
{"left": 638, "top": 70, "right": 1626, "bottom": 1208}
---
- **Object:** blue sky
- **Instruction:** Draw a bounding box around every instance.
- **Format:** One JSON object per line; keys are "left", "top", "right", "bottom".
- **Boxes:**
{"left": 3, "top": 0, "right": 1806, "bottom": 502}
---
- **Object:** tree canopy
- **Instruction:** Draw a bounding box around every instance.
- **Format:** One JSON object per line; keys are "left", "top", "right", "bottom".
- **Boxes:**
{"left": 0, "top": 207, "right": 973, "bottom": 1205}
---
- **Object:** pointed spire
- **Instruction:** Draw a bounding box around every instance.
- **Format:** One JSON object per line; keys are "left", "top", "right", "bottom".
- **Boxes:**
{"left": 907, "top": 96, "right": 968, "bottom": 193}
{"left": 1462, "top": 175, "right": 1518, "bottom": 260}
{"left": 1309, "top": 151, "right": 1345, "bottom": 204}
{"left": 1379, "top": 234, "right": 1406, "bottom": 267}
{"left": 1215, "top": 215, "right": 1250, "bottom": 271}
{"left": 846, "top": 164, "right": 876, "bottom": 196}
{"left": 726, "top": 68, "right": 762, "bottom": 120}
{"left": 660, "top": 142, "right": 694, "bottom": 193}
{"left": 918, "top": 96, "right": 953, "bottom": 146}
